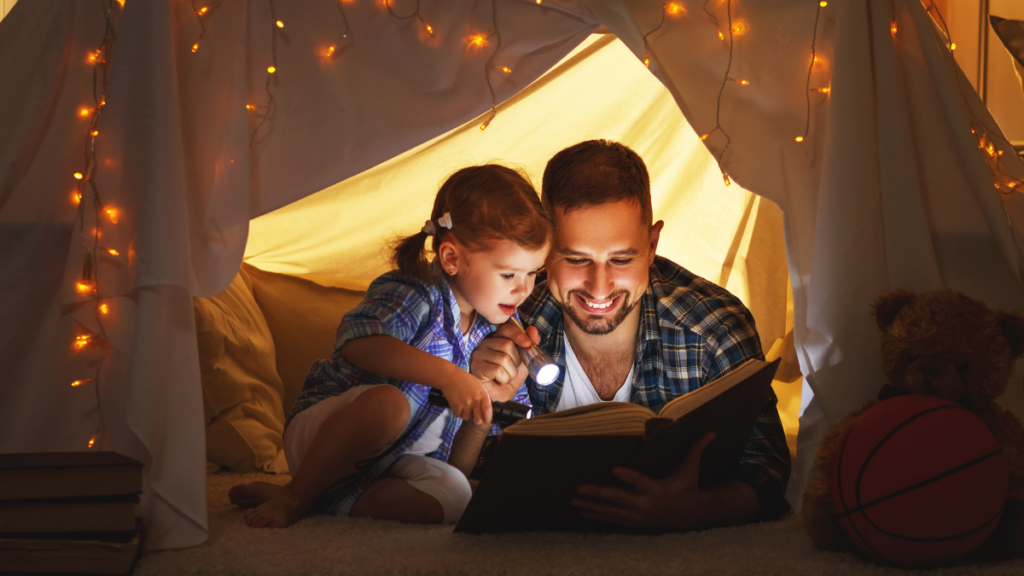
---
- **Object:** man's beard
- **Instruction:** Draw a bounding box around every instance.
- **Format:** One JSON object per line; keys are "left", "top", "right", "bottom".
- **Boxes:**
{"left": 558, "top": 289, "right": 638, "bottom": 335}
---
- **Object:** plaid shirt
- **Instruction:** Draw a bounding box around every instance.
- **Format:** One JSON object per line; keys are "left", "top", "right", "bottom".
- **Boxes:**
{"left": 287, "top": 271, "right": 530, "bottom": 516}
{"left": 520, "top": 256, "right": 792, "bottom": 520}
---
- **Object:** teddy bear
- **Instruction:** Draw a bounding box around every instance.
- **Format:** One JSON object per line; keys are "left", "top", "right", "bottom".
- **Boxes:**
{"left": 801, "top": 289, "right": 1024, "bottom": 560}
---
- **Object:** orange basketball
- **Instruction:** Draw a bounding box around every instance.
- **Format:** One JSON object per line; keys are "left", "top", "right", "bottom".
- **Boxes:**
{"left": 828, "top": 394, "right": 1007, "bottom": 567}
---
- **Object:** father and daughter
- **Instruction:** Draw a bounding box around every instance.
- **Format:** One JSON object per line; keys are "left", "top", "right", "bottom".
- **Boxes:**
{"left": 229, "top": 164, "right": 551, "bottom": 528}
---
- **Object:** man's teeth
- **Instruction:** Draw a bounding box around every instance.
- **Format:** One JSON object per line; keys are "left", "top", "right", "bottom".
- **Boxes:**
{"left": 585, "top": 299, "right": 612, "bottom": 309}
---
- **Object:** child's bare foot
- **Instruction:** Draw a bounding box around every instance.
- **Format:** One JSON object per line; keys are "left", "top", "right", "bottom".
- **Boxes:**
{"left": 242, "top": 485, "right": 307, "bottom": 529}
{"left": 228, "top": 481, "right": 282, "bottom": 509}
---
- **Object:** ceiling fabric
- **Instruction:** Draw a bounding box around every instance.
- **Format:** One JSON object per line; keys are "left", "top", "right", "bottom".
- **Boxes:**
{"left": 1, "top": 0, "right": 1023, "bottom": 550}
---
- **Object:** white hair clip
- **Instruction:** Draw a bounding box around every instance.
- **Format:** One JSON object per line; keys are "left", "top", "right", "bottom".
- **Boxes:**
{"left": 421, "top": 220, "right": 437, "bottom": 235}
{"left": 438, "top": 212, "right": 453, "bottom": 230}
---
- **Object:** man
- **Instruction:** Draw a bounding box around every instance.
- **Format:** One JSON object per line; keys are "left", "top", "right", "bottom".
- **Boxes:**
{"left": 461, "top": 140, "right": 791, "bottom": 530}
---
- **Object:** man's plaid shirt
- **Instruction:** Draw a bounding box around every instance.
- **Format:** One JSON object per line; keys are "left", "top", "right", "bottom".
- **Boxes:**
{"left": 287, "top": 271, "right": 529, "bottom": 516}
{"left": 520, "top": 256, "right": 792, "bottom": 520}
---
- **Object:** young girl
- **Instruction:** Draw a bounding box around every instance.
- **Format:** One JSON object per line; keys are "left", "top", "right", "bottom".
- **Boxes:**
{"left": 229, "top": 165, "right": 551, "bottom": 527}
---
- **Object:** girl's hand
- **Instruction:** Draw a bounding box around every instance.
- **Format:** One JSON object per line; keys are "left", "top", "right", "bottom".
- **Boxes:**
{"left": 439, "top": 371, "right": 493, "bottom": 425}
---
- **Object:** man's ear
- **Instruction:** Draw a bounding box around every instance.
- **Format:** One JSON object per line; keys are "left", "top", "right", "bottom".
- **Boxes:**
{"left": 648, "top": 220, "right": 665, "bottom": 265}
{"left": 436, "top": 239, "right": 460, "bottom": 275}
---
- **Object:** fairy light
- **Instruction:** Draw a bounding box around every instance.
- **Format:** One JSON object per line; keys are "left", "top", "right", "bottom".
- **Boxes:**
{"left": 276, "top": 20, "right": 284, "bottom": 28}
{"left": 666, "top": 2, "right": 685, "bottom": 16}
{"left": 467, "top": 33, "right": 488, "bottom": 49}
{"left": 890, "top": 21, "right": 897, "bottom": 35}
{"left": 106, "top": 248, "right": 119, "bottom": 256}
{"left": 190, "top": 0, "right": 208, "bottom": 54}
{"left": 478, "top": 0, "right": 505, "bottom": 131}
{"left": 798, "top": 0, "right": 826, "bottom": 144}
{"left": 74, "top": 335, "right": 92, "bottom": 351}
{"left": 99, "top": 303, "right": 109, "bottom": 314}
{"left": 326, "top": 45, "right": 337, "bottom": 57}
{"left": 730, "top": 21, "right": 748, "bottom": 36}
{"left": 384, "top": 0, "right": 433, "bottom": 36}
{"left": 79, "top": 107, "right": 92, "bottom": 118}
{"left": 250, "top": 0, "right": 280, "bottom": 145}
{"left": 88, "top": 434, "right": 97, "bottom": 448}
{"left": 104, "top": 207, "right": 118, "bottom": 223}
{"left": 722, "top": 172, "right": 732, "bottom": 186}
{"left": 698, "top": 0, "right": 737, "bottom": 178}
{"left": 727, "top": 77, "right": 750, "bottom": 85}
{"left": 71, "top": 379, "right": 94, "bottom": 387}
{"left": 642, "top": 2, "right": 671, "bottom": 71}
{"left": 74, "top": 172, "right": 84, "bottom": 180}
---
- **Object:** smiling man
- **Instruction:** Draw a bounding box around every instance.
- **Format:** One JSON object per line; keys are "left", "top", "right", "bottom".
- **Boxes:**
{"left": 471, "top": 140, "right": 791, "bottom": 530}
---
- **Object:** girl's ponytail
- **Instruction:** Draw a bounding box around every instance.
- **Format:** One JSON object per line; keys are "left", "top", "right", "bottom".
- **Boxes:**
{"left": 391, "top": 230, "right": 440, "bottom": 284}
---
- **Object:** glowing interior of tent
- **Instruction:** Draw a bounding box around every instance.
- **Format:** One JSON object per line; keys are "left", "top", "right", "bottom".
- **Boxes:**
{"left": 243, "top": 34, "right": 803, "bottom": 456}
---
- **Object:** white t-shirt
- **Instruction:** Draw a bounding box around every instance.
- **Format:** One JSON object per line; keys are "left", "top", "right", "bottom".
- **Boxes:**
{"left": 556, "top": 334, "right": 634, "bottom": 411}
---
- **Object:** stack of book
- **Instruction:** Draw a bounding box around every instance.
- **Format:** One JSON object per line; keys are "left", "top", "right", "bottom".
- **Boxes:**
{"left": 0, "top": 452, "right": 144, "bottom": 575}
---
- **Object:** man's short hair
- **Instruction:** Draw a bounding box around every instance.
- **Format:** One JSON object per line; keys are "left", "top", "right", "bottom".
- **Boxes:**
{"left": 541, "top": 140, "right": 652, "bottom": 228}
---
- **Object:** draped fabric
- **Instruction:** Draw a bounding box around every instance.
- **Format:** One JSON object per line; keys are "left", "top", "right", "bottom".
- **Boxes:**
{"left": 1, "top": 0, "right": 1022, "bottom": 550}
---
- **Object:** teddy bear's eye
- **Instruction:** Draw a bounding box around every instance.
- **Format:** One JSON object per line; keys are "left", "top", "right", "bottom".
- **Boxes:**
{"left": 955, "top": 362, "right": 969, "bottom": 374}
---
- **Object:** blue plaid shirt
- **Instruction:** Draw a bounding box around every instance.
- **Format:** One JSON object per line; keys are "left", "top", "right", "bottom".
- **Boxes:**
{"left": 520, "top": 256, "right": 791, "bottom": 520}
{"left": 287, "top": 271, "right": 530, "bottom": 516}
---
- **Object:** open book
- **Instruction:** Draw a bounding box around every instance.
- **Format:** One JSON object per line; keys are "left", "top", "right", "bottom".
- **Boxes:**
{"left": 455, "top": 358, "right": 780, "bottom": 533}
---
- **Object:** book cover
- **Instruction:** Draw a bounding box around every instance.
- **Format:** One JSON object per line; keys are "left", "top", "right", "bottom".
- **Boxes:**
{"left": 0, "top": 452, "right": 142, "bottom": 501}
{"left": 456, "top": 358, "right": 780, "bottom": 533}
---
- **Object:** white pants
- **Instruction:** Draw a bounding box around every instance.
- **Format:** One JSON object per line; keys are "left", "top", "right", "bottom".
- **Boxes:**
{"left": 284, "top": 385, "right": 472, "bottom": 524}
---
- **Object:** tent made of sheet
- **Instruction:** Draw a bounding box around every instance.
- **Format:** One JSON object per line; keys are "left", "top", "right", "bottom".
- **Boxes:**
{"left": 1, "top": 0, "right": 1023, "bottom": 550}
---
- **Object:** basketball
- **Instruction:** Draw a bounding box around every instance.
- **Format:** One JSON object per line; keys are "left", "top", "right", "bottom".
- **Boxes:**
{"left": 828, "top": 394, "right": 1008, "bottom": 566}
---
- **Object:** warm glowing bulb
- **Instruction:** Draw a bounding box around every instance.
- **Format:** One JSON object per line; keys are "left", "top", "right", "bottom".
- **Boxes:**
{"left": 267, "top": 66, "right": 276, "bottom": 74}
{"left": 74, "top": 172, "right": 84, "bottom": 180}
{"left": 71, "top": 379, "right": 91, "bottom": 387}
{"left": 199, "top": 6, "right": 208, "bottom": 15}
{"left": 500, "top": 66, "right": 511, "bottom": 73}
{"left": 950, "top": 42, "right": 956, "bottom": 50}
{"left": 731, "top": 21, "right": 748, "bottom": 35}
{"left": 723, "top": 173, "right": 732, "bottom": 186}
{"left": 91, "top": 130, "right": 99, "bottom": 137}
{"left": 79, "top": 107, "right": 91, "bottom": 118}
{"left": 105, "top": 207, "right": 119, "bottom": 223}
{"left": 700, "top": 133, "right": 711, "bottom": 141}
{"left": 192, "top": 43, "right": 199, "bottom": 53}
{"left": 87, "top": 52, "right": 98, "bottom": 64}
{"left": 644, "top": 54, "right": 650, "bottom": 68}
{"left": 73, "top": 335, "right": 92, "bottom": 350}
{"left": 795, "top": 136, "right": 805, "bottom": 142}
{"left": 76, "top": 281, "right": 94, "bottom": 294}
{"left": 480, "top": 119, "right": 491, "bottom": 131}
{"left": 891, "top": 21, "right": 897, "bottom": 35}
{"left": 468, "top": 34, "right": 486, "bottom": 48}
{"left": 819, "top": 1, "right": 827, "bottom": 6}
{"left": 246, "top": 104, "right": 256, "bottom": 110}
{"left": 99, "top": 303, "right": 109, "bottom": 314}
{"left": 100, "top": 96, "right": 105, "bottom": 107}
{"left": 425, "top": 23, "right": 434, "bottom": 35}
{"left": 72, "top": 191, "right": 82, "bottom": 205}
{"left": 536, "top": 0, "right": 541, "bottom": 3}
{"left": 87, "top": 435, "right": 97, "bottom": 448}
{"left": 107, "top": 248, "right": 119, "bottom": 256}
{"left": 666, "top": 2, "right": 685, "bottom": 16}
{"left": 326, "top": 45, "right": 336, "bottom": 56}
{"left": 718, "top": 29, "right": 725, "bottom": 40}
{"left": 276, "top": 20, "right": 284, "bottom": 28}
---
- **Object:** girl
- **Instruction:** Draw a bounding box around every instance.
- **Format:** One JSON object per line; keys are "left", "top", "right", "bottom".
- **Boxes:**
{"left": 229, "top": 165, "right": 551, "bottom": 527}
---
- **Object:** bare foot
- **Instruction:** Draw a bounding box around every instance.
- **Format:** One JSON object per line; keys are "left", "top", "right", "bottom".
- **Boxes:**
{"left": 242, "top": 485, "right": 308, "bottom": 529}
{"left": 228, "top": 481, "right": 282, "bottom": 509}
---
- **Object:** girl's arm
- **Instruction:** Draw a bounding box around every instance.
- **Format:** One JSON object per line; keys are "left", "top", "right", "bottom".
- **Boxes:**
{"left": 340, "top": 335, "right": 493, "bottom": 425}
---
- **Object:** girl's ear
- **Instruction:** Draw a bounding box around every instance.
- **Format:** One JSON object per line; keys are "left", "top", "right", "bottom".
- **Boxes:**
{"left": 436, "top": 239, "right": 460, "bottom": 276}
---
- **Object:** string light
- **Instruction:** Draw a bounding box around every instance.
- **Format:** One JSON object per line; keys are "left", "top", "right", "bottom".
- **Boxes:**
{"left": 700, "top": 0, "right": 737, "bottom": 177}
{"left": 73, "top": 334, "right": 92, "bottom": 351}
{"left": 727, "top": 77, "right": 750, "bottom": 86}
{"left": 276, "top": 20, "right": 284, "bottom": 28}
{"left": 190, "top": 0, "right": 208, "bottom": 54}
{"left": 106, "top": 248, "right": 119, "bottom": 256}
{"left": 71, "top": 379, "right": 94, "bottom": 387}
{"left": 326, "top": 45, "right": 337, "bottom": 57}
{"left": 384, "top": 0, "right": 433, "bottom": 36}
{"left": 79, "top": 107, "right": 92, "bottom": 118}
{"left": 250, "top": 0, "right": 280, "bottom": 145}
{"left": 642, "top": 2, "right": 671, "bottom": 70}
{"left": 798, "top": 0, "right": 826, "bottom": 144}
{"left": 890, "top": 21, "right": 897, "bottom": 35}
{"left": 74, "top": 172, "right": 84, "bottom": 180}
{"left": 722, "top": 172, "right": 732, "bottom": 186}
{"left": 104, "top": 207, "right": 119, "bottom": 223}
{"left": 478, "top": 0, "right": 504, "bottom": 131}
{"left": 666, "top": 2, "right": 685, "bottom": 17}
{"left": 99, "top": 303, "right": 109, "bottom": 314}
{"left": 88, "top": 434, "right": 97, "bottom": 448}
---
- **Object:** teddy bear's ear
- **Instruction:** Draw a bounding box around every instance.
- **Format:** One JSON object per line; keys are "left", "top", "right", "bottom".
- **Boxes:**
{"left": 872, "top": 290, "right": 916, "bottom": 331}
{"left": 996, "top": 312, "right": 1024, "bottom": 357}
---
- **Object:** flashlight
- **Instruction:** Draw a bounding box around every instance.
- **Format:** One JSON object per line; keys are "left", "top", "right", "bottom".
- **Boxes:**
{"left": 506, "top": 316, "right": 559, "bottom": 386}
{"left": 427, "top": 388, "right": 532, "bottom": 428}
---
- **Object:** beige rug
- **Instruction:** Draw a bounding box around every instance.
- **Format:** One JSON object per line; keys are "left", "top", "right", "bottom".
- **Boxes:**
{"left": 134, "top": 472, "right": 1024, "bottom": 576}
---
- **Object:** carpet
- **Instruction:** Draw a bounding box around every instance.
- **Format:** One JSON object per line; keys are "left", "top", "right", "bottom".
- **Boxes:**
{"left": 134, "top": 472, "right": 1024, "bottom": 575}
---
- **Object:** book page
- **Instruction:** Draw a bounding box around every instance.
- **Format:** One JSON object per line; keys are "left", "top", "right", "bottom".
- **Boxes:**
{"left": 658, "top": 359, "right": 766, "bottom": 421}
{"left": 503, "top": 402, "right": 655, "bottom": 436}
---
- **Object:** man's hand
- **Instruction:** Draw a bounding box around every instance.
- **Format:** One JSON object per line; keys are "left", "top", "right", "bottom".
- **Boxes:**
{"left": 571, "top": 432, "right": 718, "bottom": 530}
{"left": 470, "top": 323, "right": 540, "bottom": 403}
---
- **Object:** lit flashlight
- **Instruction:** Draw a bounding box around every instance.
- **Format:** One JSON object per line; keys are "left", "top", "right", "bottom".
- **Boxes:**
{"left": 507, "top": 316, "right": 559, "bottom": 386}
